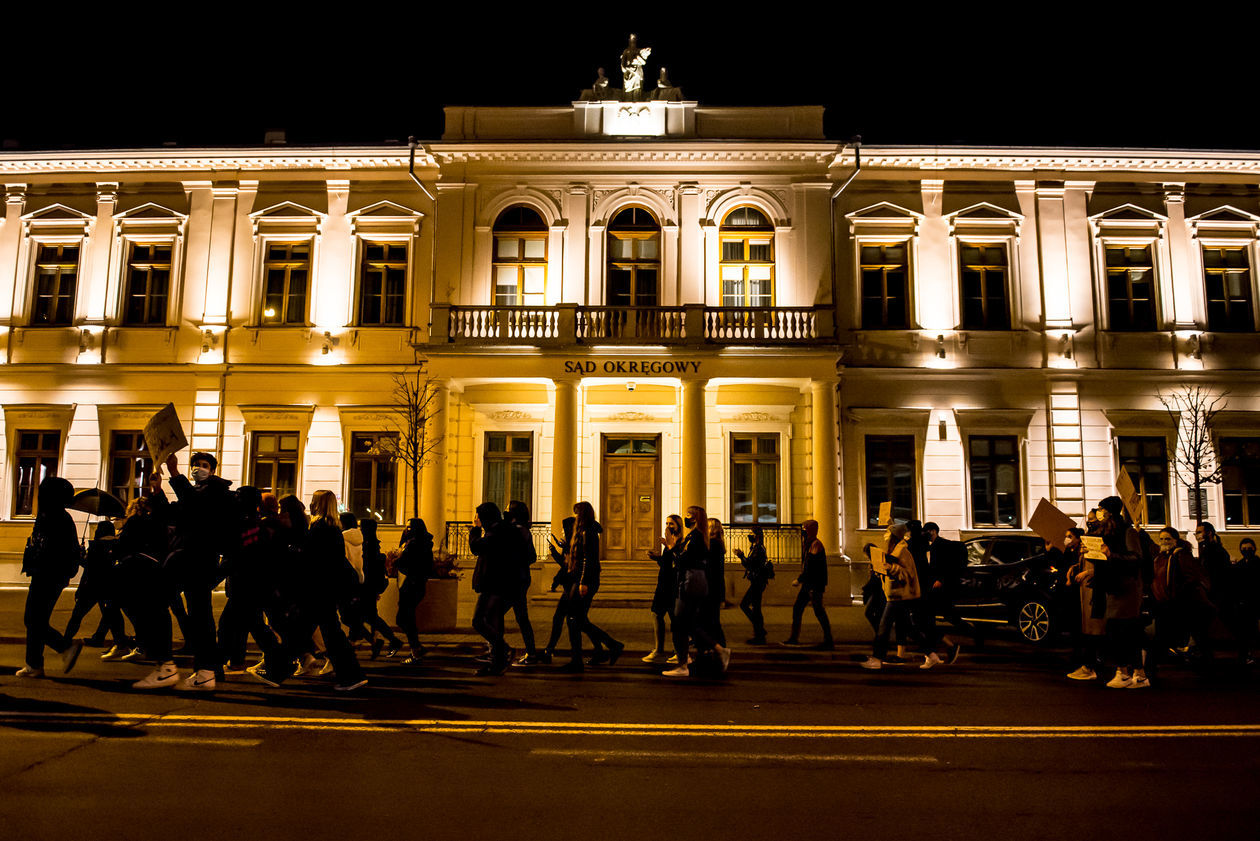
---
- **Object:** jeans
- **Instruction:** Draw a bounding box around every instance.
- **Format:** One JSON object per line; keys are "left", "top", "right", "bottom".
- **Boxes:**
{"left": 472, "top": 592, "right": 512, "bottom": 667}
{"left": 24, "top": 573, "right": 71, "bottom": 669}
{"left": 740, "top": 579, "right": 767, "bottom": 640}
{"left": 873, "top": 600, "right": 922, "bottom": 660}
{"left": 790, "top": 586, "right": 833, "bottom": 643}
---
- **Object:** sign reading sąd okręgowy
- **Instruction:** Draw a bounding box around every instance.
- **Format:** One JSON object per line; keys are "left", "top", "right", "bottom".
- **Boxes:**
{"left": 563, "top": 359, "right": 702, "bottom": 375}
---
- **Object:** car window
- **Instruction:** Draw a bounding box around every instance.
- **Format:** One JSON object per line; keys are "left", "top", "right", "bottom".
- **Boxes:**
{"left": 990, "top": 539, "right": 1028, "bottom": 565}
{"left": 966, "top": 539, "right": 993, "bottom": 566}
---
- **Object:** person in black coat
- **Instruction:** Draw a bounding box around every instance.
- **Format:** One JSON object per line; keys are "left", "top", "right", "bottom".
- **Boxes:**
{"left": 560, "top": 501, "right": 624, "bottom": 673}
{"left": 503, "top": 500, "right": 539, "bottom": 665}
{"left": 539, "top": 516, "right": 577, "bottom": 663}
{"left": 735, "top": 524, "right": 772, "bottom": 644}
{"left": 61, "top": 520, "right": 130, "bottom": 657}
{"left": 783, "top": 519, "right": 833, "bottom": 649}
{"left": 922, "top": 521, "right": 969, "bottom": 663}
{"left": 394, "top": 517, "right": 435, "bottom": 664}
{"left": 18, "top": 476, "right": 83, "bottom": 677}
{"left": 356, "top": 518, "right": 403, "bottom": 659}
{"left": 644, "top": 514, "right": 683, "bottom": 662}
{"left": 662, "top": 505, "right": 729, "bottom": 677}
{"left": 215, "top": 486, "right": 282, "bottom": 673}
{"left": 469, "top": 501, "right": 516, "bottom": 676}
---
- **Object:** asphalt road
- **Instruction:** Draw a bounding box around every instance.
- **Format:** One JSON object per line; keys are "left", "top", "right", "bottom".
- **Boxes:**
{"left": 2, "top": 629, "right": 1258, "bottom": 841}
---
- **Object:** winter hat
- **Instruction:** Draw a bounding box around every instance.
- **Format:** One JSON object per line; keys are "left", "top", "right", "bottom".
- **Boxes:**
{"left": 1098, "top": 496, "right": 1124, "bottom": 517}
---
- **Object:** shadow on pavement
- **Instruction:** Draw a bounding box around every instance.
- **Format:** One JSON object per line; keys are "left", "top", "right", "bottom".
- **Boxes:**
{"left": 0, "top": 692, "right": 143, "bottom": 738}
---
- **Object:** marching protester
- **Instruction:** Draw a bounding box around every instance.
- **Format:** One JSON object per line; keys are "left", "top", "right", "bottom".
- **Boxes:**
{"left": 783, "top": 519, "right": 833, "bottom": 650}
{"left": 537, "top": 516, "right": 578, "bottom": 664}
{"left": 216, "top": 486, "right": 284, "bottom": 676}
{"left": 643, "top": 514, "right": 682, "bottom": 662}
{"left": 663, "top": 505, "right": 729, "bottom": 678}
{"left": 356, "top": 518, "right": 404, "bottom": 659}
{"left": 561, "top": 501, "right": 624, "bottom": 673}
{"left": 922, "top": 522, "right": 966, "bottom": 663}
{"left": 469, "top": 502, "right": 517, "bottom": 676}
{"left": 1226, "top": 538, "right": 1260, "bottom": 665}
{"left": 862, "top": 522, "right": 935, "bottom": 669}
{"left": 17, "top": 476, "right": 83, "bottom": 678}
{"left": 62, "top": 520, "right": 132, "bottom": 660}
{"left": 735, "top": 524, "right": 772, "bottom": 645}
{"left": 704, "top": 518, "right": 728, "bottom": 648}
{"left": 504, "top": 501, "right": 541, "bottom": 666}
{"left": 1092, "top": 497, "right": 1148, "bottom": 688}
{"left": 1062, "top": 527, "right": 1105, "bottom": 680}
{"left": 393, "top": 518, "right": 435, "bottom": 665}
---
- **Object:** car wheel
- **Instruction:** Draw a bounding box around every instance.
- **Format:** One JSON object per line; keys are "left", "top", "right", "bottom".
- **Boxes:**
{"left": 1015, "top": 598, "right": 1052, "bottom": 644}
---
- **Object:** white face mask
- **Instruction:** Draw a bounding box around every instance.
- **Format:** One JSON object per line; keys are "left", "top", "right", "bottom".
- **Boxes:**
{"left": 191, "top": 467, "right": 211, "bottom": 483}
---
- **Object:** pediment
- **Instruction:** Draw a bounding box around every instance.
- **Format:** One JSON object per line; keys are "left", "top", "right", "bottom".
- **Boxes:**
{"left": 22, "top": 203, "right": 93, "bottom": 222}
{"left": 1089, "top": 203, "right": 1167, "bottom": 223}
{"left": 846, "top": 201, "right": 923, "bottom": 221}
{"left": 249, "top": 200, "right": 326, "bottom": 220}
{"left": 346, "top": 199, "right": 423, "bottom": 219}
{"left": 946, "top": 202, "right": 1023, "bottom": 222}
{"left": 1189, "top": 205, "right": 1260, "bottom": 226}
{"left": 115, "top": 202, "right": 187, "bottom": 221}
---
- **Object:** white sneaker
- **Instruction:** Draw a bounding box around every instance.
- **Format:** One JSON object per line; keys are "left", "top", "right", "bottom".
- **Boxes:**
{"left": 640, "top": 650, "right": 665, "bottom": 663}
{"left": 661, "top": 665, "right": 690, "bottom": 678}
{"left": 16, "top": 665, "right": 45, "bottom": 678}
{"left": 717, "top": 646, "right": 732, "bottom": 672}
{"left": 860, "top": 656, "right": 883, "bottom": 670}
{"left": 133, "top": 662, "right": 179, "bottom": 690}
{"left": 1066, "top": 666, "right": 1096, "bottom": 680}
{"left": 665, "top": 654, "right": 679, "bottom": 665}
{"left": 1128, "top": 671, "right": 1151, "bottom": 689}
{"left": 1105, "top": 671, "right": 1133, "bottom": 689}
{"left": 176, "top": 669, "right": 217, "bottom": 691}
{"left": 100, "top": 645, "right": 126, "bottom": 661}
{"left": 921, "top": 652, "right": 943, "bottom": 670}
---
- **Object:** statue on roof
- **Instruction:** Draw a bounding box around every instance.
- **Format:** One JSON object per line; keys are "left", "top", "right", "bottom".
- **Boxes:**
{"left": 650, "top": 67, "right": 682, "bottom": 102}
{"left": 620, "top": 34, "right": 651, "bottom": 101}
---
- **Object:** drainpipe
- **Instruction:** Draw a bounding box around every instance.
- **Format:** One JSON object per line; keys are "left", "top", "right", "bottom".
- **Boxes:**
{"left": 408, "top": 137, "right": 438, "bottom": 359}
{"left": 828, "top": 135, "right": 862, "bottom": 314}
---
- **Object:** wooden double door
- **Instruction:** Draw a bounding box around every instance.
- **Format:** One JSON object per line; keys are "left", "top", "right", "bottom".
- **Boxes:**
{"left": 600, "top": 435, "right": 660, "bottom": 561}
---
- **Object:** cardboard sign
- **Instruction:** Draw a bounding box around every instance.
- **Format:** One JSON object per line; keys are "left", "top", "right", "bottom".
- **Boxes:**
{"left": 1081, "top": 535, "right": 1106, "bottom": 561}
{"left": 143, "top": 403, "right": 187, "bottom": 466}
{"left": 1028, "top": 498, "right": 1078, "bottom": 551}
{"left": 877, "top": 501, "right": 893, "bottom": 526}
{"left": 1115, "top": 468, "right": 1146, "bottom": 526}
{"left": 868, "top": 544, "right": 889, "bottom": 576}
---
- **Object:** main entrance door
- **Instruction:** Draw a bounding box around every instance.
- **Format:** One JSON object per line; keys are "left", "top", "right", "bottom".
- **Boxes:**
{"left": 600, "top": 435, "right": 660, "bottom": 561}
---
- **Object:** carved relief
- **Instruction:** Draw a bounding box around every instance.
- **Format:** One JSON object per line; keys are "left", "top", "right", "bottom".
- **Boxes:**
{"left": 606, "top": 411, "right": 652, "bottom": 422}
{"left": 731, "top": 412, "right": 773, "bottom": 422}
{"left": 491, "top": 410, "right": 535, "bottom": 421}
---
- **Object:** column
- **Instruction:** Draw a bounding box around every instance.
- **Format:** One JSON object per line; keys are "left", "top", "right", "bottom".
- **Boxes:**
{"left": 680, "top": 378, "right": 708, "bottom": 509}
{"left": 562, "top": 184, "right": 588, "bottom": 304}
{"left": 810, "top": 379, "right": 840, "bottom": 554}
{"left": 550, "top": 379, "right": 579, "bottom": 534}
{"left": 0, "top": 185, "right": 26, "bottom": 324}
{"left": 420, "top": 381, "right": 449, "bottom": 535}
{"left": 1036, "top": 183, "right": 1073, "bottom": 328}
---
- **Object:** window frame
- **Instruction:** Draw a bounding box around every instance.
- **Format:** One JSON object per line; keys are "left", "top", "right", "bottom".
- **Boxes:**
{"left": 1099, "top": 238, "right": 1161, "bottom": 332}
{"left": 1200, "top": 242, "right": 1257, "bottom": 333}
{"left": 12, "top": 430, "right": 62, "bottom": 518}
{"left": 606, "top": 206, "right": 661, "bottom": 308}
{"left": 729, "top": 432, "right": 781, "bottom": 525}
{"left": 966, "top": 433, "right": 1023, "bottom": 529}
{"left": 258, "top": 239, "right": 313, "bottom": 327}
{"left": 482, "top": 431, "right": 535, "bottom": 514}
{"left": 355, "top": 237, "right": 410, "bottom": 327}
{"left": 30, "top": 241, "right": 81, "bottom": 327}
{"left": 347, "top": 431, "right": 399, "bottom": 524}
{"left": 248, "top": 430, "right": 302, "bottom": 500}
{"left": 862, "top": 434, "right": 917, "bottom": 528}
{"left": 120, "top": 241, "right": 174, "bottom": 327}
{"left": 492, "top": 206, "right": 548, "bottom": 307}
{"left": 1220, "top": 436, "right": 1260, "bottom": 528}
{"left": 957, "top": 239, "right": 1012, "bottom": 331}
{"left": 107, "top": 430, "right": 155, "bottom": 507}
{"left": 857, "top": 239, "right": 913, "bottom": 329}
{"left": 1117, "top": 435, "right": 1171, "bottom": 527}
{"left": 719, "top": 207, "right": 775, "bottom": 309}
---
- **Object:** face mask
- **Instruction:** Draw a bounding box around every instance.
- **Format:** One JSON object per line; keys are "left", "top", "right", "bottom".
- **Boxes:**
{"left": 192, "top": 467, "right": 211, "bottom": 483}
{"left": 684, "top": 517, "right": 694, "bottom": 529}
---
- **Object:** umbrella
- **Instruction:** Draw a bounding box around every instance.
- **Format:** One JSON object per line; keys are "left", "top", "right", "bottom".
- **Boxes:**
{"left": 69, "top": 488, "right": 127, "bottom": 519}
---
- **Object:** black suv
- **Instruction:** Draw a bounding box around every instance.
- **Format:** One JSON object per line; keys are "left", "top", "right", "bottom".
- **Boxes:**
{"left": 949, "top": 535, "right": 1068, "bottom": 645}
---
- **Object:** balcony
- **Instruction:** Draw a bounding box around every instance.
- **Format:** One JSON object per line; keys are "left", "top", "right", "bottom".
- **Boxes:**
{"left": 430, "top": 303, "right": 835, "bottom": 347}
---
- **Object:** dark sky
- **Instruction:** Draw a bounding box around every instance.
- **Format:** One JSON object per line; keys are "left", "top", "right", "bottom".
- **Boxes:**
{"left": 5, "top": 7, "right": 1258, "bottom": 151}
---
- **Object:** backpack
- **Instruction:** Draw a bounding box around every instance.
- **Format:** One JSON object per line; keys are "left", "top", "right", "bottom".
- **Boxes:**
{"left": 763, "top": 560, "right": 775, "bottom": 580}
{"left": 21, "top": 532, "right": 44, "bottom": 577}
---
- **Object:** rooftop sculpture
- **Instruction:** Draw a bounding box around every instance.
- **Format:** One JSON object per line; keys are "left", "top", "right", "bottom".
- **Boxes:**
{"left": 580, "top": 35, "right": 683, "bottom": 102}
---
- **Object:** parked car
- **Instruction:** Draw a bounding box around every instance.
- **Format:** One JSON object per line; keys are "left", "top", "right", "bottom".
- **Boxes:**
{"left": 947, "top": 535, "right": 1070, "bottom": 645}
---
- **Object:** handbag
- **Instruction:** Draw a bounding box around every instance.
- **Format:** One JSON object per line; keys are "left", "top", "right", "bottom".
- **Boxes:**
{"left": 682, "top": 568, "right": 708, "bottom": 599}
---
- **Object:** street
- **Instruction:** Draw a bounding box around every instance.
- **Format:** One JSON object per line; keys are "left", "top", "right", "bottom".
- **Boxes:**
{"left": 2, "top": 596, "right": 1258, "bottom": 841}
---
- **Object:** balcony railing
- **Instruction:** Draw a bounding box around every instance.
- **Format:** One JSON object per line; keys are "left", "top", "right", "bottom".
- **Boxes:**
{"left": 433, "top": 303, "right": 834, "bottom": 347}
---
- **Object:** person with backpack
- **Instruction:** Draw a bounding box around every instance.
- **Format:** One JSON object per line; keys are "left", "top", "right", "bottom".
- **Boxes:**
{"left": 394, "top": 518, "right": 435, "bottom": 665}
{"left": 18, "top": 476, "right": 84, "bottom": 678}
{"left": 504, "top": 500, "right": 541, "bottom": 666}
{"left": 357, "top": 518, "right": 403, "bottom": 659}
{"left": 735, "top": 525, "right": 773, "bottom": 645}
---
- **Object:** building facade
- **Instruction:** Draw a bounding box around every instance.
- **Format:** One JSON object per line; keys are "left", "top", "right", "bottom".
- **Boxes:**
{"left": 2, "top": 98, "right": 1258, "bottom": 592}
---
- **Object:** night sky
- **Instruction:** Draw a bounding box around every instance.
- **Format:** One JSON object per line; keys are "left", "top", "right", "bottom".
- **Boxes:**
{"left": 5, "top": 7, "right": 1257, "bottom": 152}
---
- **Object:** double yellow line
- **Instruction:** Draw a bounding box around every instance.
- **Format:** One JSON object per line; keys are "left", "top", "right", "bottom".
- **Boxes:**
{"left": 4, "top": 713, "right": 1260, "bottom": 739}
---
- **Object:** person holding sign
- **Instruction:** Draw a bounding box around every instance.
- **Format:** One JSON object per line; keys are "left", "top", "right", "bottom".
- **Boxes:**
{"left": 862, "top": 523, "right": 935, "bottom": 670}
{"left": 1063, "top": 527, "right": 1106, "bottom": 681}
{"left": 1092, "top": 496, "right": 1148, "bottom": 689}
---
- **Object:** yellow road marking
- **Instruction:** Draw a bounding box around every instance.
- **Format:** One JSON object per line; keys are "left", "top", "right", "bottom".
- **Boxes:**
{"left": 530, "top": 749, "right": 938, "bottom": 762}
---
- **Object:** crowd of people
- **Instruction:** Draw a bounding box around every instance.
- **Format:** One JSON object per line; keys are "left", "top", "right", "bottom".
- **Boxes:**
{"left": 15, "top": 460, "right": 1260, "bottom": 691}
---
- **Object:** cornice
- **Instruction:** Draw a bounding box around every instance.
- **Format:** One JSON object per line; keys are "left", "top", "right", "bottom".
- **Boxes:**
{"left": 0, "top": 148, "right": 435, "bottom": 175}
{"left": 857, "top": 146, "right": 1260, "bottom": 174}
{"left": 427, "top": 142, "right": 838, "bottom": 165}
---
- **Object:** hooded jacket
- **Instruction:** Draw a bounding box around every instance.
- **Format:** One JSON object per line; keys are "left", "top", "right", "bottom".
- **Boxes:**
{"left": 797, "top": 521, "right": 828, "bottom": 590}
{"left": 24, "top": 476, "right": 80, "bottom": 579}
{"left": 469, "top": 502, "right": 517, "bottom": 596}
{"left": 342, "top": 527, "right": 365, "bottom": 584}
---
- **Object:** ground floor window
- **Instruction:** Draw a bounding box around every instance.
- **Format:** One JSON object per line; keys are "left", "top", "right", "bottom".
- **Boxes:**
{"left": 484, "top": 432, "right": 533, "bottom": 512}
{"left": 865, "top": 435, "right": 915, "bottom": 527}
{"left": 108, "top": 430, "right": 154, "bottom": 507}
{"left": 14, "top": 430, "right": 60, "bottom": 516}
{"left": 970, "top": 435, "right": 1020, "bottom": 527}
{"left": 1221, "top": 437, "right": 1260, "bottom": 526}
{"left": 349, "top": 432, "right": 398, "bottom": 523}
{"left": 730, "top": 433, "right": 779, "bottom": 523}
{"left": 250, "top": 431, "right": 299, "bottom": 500}
{"left": 1118, "top": 436, "right": 1169, "bottom": 526}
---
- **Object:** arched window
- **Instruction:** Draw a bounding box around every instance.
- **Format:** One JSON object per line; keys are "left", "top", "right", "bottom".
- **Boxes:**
{"left": 606, "top": 206, "right": 659, "bottom": 306}
{"left": 493, "top": 206, "right": 547, "bottom": 306}
{"left": 720, "top": 206, "right": 774, "bottom": 308}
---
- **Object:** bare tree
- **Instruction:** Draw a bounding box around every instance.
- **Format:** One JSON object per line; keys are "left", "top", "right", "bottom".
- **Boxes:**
{"left": 381, "top": 368, "right": 445, "bottom": 520}
{"left": 1158, "top": 385, "right": 1227, "bottom": 524}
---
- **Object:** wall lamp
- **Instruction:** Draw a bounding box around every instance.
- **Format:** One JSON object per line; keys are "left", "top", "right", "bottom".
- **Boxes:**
{"left": 935, "top": 335, "right": 946, "bottom": 359}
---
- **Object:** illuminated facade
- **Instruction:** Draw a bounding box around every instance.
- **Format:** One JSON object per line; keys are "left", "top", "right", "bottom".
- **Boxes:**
{"left": 2, "top": 99, "right": 1259, "bottom": 590}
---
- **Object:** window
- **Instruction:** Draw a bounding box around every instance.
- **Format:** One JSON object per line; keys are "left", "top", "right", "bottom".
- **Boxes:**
{"left": 1202, "top": 246, "right": 1255, "bottom": 332}
{"left": 261, "top": 242, "right": 310, "bottom": 325}
{"left": 969, "top": 435, "right": 1020, "bottom": 527}
{"left": 483, "top": 432, "right": 532, "bottom": 512}
{"left": 108, "top": 431, "right": 154, "bottom": 506}
{"left": 349, "top": 432, "right": 397, "bottom": 523}
{"left": 860, "top": 243, "right": 910, "bottom": 328}
{"left": 720, "top": 207, "right": 774, "bottom": 308}
{"left": 1118, "top": 436, "right": 1169, "bottom": 526}
{"left": 358, "top": 241, "right": 406, "bottom": 325}
{"left": 865, "top": 435, "right": 915, "bottom": 527}
{"left": 32, "top": 244, "right": 79, "bottom": 326}
{"left": 122, "top": 243, "right": 171, "bottom": 326}
{"left": 606, "top": 207, "right": 659, "bottom": 307}
{"left": 493, "top": 206, "right": 547, "bottom": 306}
{"left": 13, "top": 431, "right": 60, "bottom": 516}
{"left": 1221, "top": 437, "right": 1260, "bottom": 526}
{"left": 250, "top": 432, "right": 299, "bottom": 499}
{"left": 730, "top": 434, "right": 779, "bottom": 524}
{"left": 959, "top": 243, "right": 1010, "bottom": 330}
{"left": 1105, "top": 245, "right": 1157, "bottom": 331}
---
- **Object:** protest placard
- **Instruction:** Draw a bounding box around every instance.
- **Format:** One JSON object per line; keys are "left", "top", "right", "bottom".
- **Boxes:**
{"left": 877, "top": 501, "right": 893, "bottom": 526}
{"left": 1028, "top": 498, "right": 1078, "bottom": 551}
{"left": 143, "top": 403, "right": 187, "bottom": 466}
{"left": 1115, "top": 468, "right": 1146, "bottom": 526}
{"left": 1081, "top": 535, "right": 1106, "bottom": 560}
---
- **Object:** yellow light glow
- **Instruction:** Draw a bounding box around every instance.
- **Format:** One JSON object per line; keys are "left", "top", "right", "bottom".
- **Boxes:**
{"left": 264, "top": 307, "right": 276, "bottom": 318}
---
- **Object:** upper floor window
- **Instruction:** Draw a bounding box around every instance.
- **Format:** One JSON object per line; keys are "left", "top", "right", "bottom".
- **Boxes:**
{"left": 720, "top": 207, "right": 774, "bottom": 308}
{"left": 358, "top": 241, "right": 406, "bottom": 326}
{"left": 1105, "top": 245, "right": 1157, "bottom": 331}
{"left": 865, "top": 434, "right": 915, "bottom": 527}
{"left": 1221, "top": 437, "right": 1260, "bottom": 527}
{"left": 261, "top": 242, "right": 310, "bottom": 325}
{"left": 493, "top": 206, "right": 546, "bottom": 306}
{"left": 860, "top": 243, "right": 909, "bottom": 329}
{"left": 607, "top": 207, "right": 659, "bottom": 307}
{"left": 959, "top": 243, "right": 1010, "bottom": 330}
{"left": 108, "top": 430, "right": 154, "bottom": 506}
{"left": 1202, "top": 246, "right": 1255, "bottom": 332}
{"left": 730, "top": 433, "right": 779, "bottom": 524}
{"left": 349, "top": 432, "right": 398, "bottom": 523}
{"left": 13, "top": 431, "right": 59, "bottom": 516}
{"left": 32, "top": 244, "right": 79, "bottom": 326}
{"left": 969, "top": 435, "right": 1020, "bottom": 527}
{"left": 123, "top": 243, "right": 171, "bottom": 326}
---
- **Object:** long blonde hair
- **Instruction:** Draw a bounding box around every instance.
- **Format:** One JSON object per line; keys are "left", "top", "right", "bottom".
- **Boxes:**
{"left": 686, "top": 505, "right": 709, "bottom": 551}
{"left": 663, "top": 514, "right": 684, "bottom": 550}
{"left": 309, "top": 490, "right": 340, "bottom": 528}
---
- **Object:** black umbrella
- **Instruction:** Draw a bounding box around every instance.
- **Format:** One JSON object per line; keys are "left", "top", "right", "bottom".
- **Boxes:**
{"left": 69, "top": 488, "right": 127, "bottom": 519}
